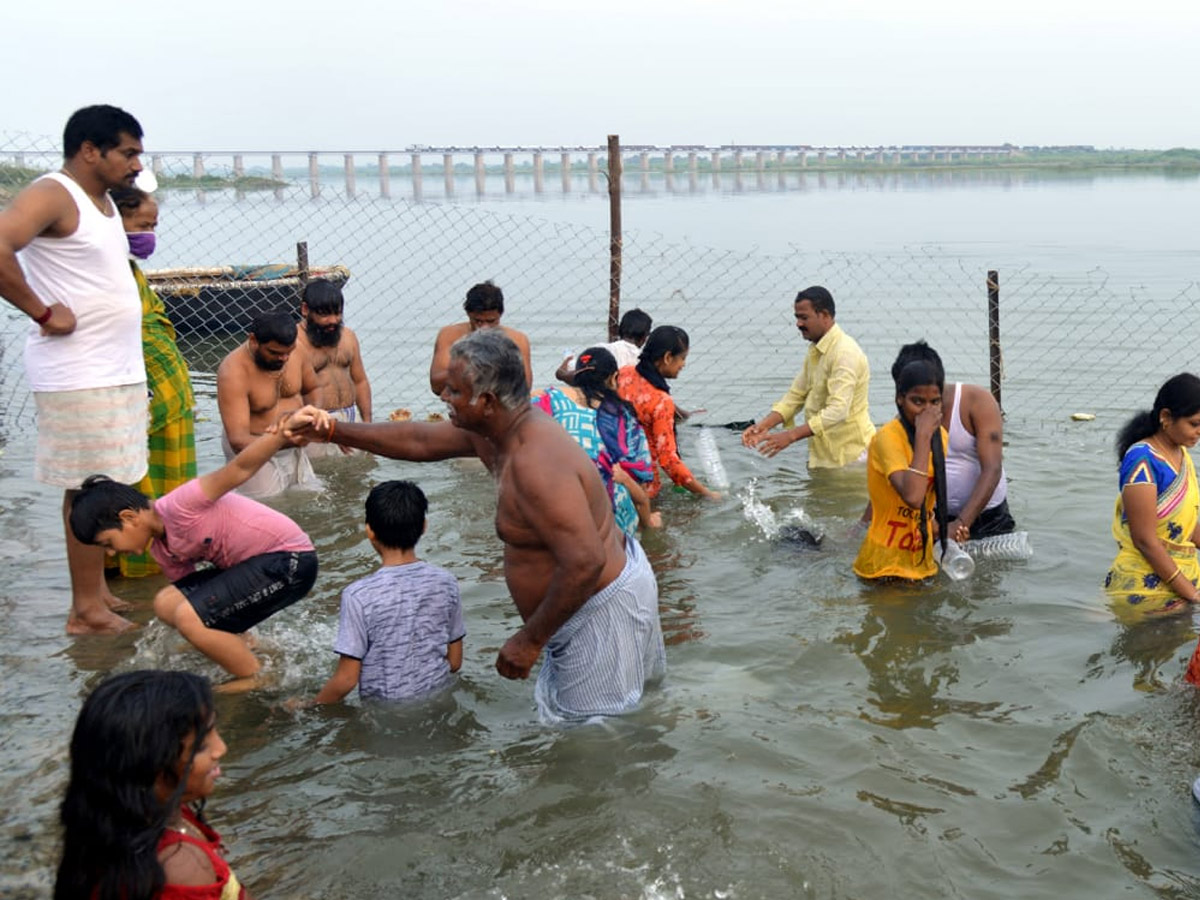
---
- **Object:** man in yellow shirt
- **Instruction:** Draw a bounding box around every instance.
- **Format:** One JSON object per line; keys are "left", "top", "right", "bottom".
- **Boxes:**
{"left": 741, "top": 286, "right": 875, "bottom": 468}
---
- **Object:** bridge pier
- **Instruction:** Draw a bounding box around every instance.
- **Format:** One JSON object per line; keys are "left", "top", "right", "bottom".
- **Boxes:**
{"left": 308, "top": 153, "right": 319, "bottom": 198}
{"left": 344, "top": 154, "right": 356, "bottom": 198}
{"left": 378, "top": 153, "right": 390, "bottom": 198}
{"left": 504, "top": 152, "right": 515, "bottom": 193}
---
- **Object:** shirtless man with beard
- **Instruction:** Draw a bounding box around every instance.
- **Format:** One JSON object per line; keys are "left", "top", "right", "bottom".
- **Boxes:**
{"left": 217, "top": 309, "right": 320, "bottom": 498}
{"left": 296, "top": 279, "right": 372, "bottom": 458}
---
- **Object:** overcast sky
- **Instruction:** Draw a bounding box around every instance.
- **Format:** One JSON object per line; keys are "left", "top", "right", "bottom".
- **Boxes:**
{"left": 4, "top": 0, "right": 1198, "bottom": 152}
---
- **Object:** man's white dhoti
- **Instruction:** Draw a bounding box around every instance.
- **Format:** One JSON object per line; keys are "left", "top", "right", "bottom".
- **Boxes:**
{"left": 534, "top": 536, "right": 666, "bottom": 724}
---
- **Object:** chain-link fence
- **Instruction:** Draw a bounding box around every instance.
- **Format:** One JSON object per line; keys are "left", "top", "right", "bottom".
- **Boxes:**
{"left": 2, "top": 130, "right": 1197, "bottom": 437}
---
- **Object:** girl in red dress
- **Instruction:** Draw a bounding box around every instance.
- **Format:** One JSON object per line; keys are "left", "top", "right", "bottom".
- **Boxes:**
{"left": 55, "top": 670, "right": 249, "bottom": 900}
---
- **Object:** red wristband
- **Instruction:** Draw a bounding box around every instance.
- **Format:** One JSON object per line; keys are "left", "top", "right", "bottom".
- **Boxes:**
{"left": 33, "top": 306, "right": 53, "bottom": 326}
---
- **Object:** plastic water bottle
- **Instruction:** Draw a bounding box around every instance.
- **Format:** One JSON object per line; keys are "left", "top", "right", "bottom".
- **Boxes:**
{"left": 935, "top": 539, "right": 976, "bottom": 581}
{"left": 964, "top": 531, "right": 1033, "bottom": 562}
{"left": 696, "top": 427, "right": 730, "bottom": 490}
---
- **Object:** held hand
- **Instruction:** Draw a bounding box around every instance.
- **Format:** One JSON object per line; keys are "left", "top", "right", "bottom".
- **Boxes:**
{"left": 496, "top": 629, "right": 543, "bottom": 680}
{"left": 948, "top": 518, "right": 970, "bottom": 543}
{"left": 282, "top": 405, "right": 332, "bottom": 442}
{"left": 40, "top": 303, "right": 76, "bottom": 336}
{"left": 647, "top": 511, "right": 664, "bottom": 529}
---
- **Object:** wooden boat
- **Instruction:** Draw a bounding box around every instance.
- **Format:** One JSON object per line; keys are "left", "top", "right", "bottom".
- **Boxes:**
{"left": 143, "top": 264, "right": 351, "bottom": 336}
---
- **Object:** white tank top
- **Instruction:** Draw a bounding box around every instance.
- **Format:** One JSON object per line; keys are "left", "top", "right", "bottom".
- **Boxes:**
{"left": 945, "top": 382, "right": 1007, "bottom": 515}
{"left": 21, "top": 173, "right": 144, "bottom": 391}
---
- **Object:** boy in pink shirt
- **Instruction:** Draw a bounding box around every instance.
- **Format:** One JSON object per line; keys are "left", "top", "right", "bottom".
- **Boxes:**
{"left": 70, "top": 431, "right": 317, "bottom": 690}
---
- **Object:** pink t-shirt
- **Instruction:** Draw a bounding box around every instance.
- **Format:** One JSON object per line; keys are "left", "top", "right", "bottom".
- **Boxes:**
{"left": 150, "top": 480, "right": 314, "bottom": 582}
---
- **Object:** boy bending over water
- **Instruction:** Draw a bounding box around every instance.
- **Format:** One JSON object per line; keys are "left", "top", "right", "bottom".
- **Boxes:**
{"left": 70, "top": 431, "right": 318, "bottom": 691}
{"left": 305, "top": 480, "right": 464, "bottom": 705}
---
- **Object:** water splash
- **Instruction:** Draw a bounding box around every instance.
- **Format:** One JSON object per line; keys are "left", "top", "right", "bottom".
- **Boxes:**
{"left": 738, "top": 479, "right": 824, "bottom": 548}
{"left": 738, "top": 478, "right": 781, "bottom": 539}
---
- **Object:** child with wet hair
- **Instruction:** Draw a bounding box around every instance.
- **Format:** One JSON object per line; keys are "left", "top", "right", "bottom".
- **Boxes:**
{"left": 305, "top": 480, "right": 465, "bottom": 705}
{"left": 70, "top": 431, "right": 317, "bottom": 691}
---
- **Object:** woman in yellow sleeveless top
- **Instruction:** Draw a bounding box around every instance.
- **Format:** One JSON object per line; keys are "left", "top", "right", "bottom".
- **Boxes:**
{"left": 854, "top": 360, "right": 950, "bottom": 581}
{"left": 1105, "top": 373, "right": 1200, "bottom": 626}
{"left": 111, "top": 187, "right": 197, "bottom": 577}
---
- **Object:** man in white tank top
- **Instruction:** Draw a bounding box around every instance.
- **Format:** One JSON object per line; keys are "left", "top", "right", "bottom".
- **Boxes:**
{"left": 0, "top": 105, "right": 148, "bottom": 634}
{"left": 891, "top": 341, "right": 1016, "bottom": 541}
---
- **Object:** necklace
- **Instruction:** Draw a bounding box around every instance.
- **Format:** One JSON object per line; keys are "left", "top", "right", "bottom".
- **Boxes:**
{"left": 1150, "top": 434, "right": 1182, "bottom": 465}
{"left": 59, "top": 167, "right": 111, "bottom": 215}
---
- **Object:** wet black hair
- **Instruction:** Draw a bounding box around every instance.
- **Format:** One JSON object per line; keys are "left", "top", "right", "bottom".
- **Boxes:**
{"left": 249, "top": 309, "right": 298, "bottom": 346}
{"left": 575, "top": 346, "right": 636, "bottom": 418}
{"left": 464, "top": 281, "right": 504, "bottom": 314}
{"left": 302, "top": 278, "right": 344, "bottom": 315}
{"left": 63, "top": 105, "right": 143, "bottom": 159}
{"left": 638, "top": 325, "right": 689, "bottom": 366}
{"left": 635, "top": 325, "right": 690, "bottom": 393}
{"left": 365, "top": 480, "right": 428, "bottom": 550}
{"left": 55, "top": 670, "right": 215, "bottom": 900}
{"left": 891, "top": 339, "right": 945, "bottom": 391}
{"left": 617, "top": 308, "right": 652, "bottom": 344}
{"left": 1116, "top": 372, "right": 1200, "bottom": 459}
{"left": 894, "top": 360, "right": 949, "bottom": 563}
{"left": 69, "top": 475, "right": 151, "bottom": 544}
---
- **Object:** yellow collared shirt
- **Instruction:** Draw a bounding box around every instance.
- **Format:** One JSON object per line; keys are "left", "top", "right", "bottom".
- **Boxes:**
{"left": 770, "top": 322, "right": 875, "bottom": 468}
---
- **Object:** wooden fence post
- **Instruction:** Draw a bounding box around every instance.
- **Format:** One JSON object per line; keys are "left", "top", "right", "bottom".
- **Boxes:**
{"left": 607, "top": 135, "right": 622, "bottom": 342}
{"left": 988, "top": 269, "right": 1002, "bottom": 410}
{"left": 297, "top": 241, "right": 310, "bottom": 294}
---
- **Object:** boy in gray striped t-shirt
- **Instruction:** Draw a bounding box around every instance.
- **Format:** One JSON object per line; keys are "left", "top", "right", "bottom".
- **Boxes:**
{"left": 310, "top": 481, "right": 464, "bottom": 704}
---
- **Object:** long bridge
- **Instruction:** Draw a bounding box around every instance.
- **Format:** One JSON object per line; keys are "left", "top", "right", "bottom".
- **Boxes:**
{"left": 5, "top": 142, "right": 1092, "bottom": 200}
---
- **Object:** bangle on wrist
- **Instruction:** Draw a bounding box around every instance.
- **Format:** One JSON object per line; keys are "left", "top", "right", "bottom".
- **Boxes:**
{"left": 1166, "top": 565, "right": 1183, "bottom": 585}
{"left": 326, "top": 418, "right": 336, "bottom": 443}
{"left": 906, "top": 466, "right": 928, "bottom": 476}
{"left": 33, "top": 306, "right": 53, "bottom": 326}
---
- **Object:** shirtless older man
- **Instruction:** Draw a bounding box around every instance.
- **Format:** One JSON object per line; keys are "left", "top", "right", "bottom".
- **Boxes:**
{"left": 217, "top": 310, "right": 320, "bottom": 499}
{"left": 297, "top": 279, "right": 371, "bottom": 458}
{"left": 290, "top": 329, "right": 664, "bottom": 722}
{"left": 429, "top": 281, "right": 532, "bottom": 396}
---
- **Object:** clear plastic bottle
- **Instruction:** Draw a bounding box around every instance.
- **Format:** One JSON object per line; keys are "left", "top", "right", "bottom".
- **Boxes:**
{"left": 935, "top": 539, "right": 976, "bottom": 580}
{"left": 696, "top": 427, "right": 730, "bottom": 489}
{"left": 964, "top": 531, "right": 1033, "bottom": 561}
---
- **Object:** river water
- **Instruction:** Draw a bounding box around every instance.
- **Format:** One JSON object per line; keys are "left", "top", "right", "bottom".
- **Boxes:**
{"left": 3, "top": 169, "right": 1200, "bottom": 898}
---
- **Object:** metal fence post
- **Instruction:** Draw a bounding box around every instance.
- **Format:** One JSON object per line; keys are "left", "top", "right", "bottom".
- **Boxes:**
{"left": 607, "top": 134, "right": 622, "bottom": 342}
{"left": 988, "top": 269, "right": 1002, "bottom": 411}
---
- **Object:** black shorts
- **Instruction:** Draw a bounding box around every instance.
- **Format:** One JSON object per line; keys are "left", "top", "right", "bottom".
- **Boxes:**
{"left": 970, "top": 500, "right": 1016, "bottom": 539}
{"left": 174, "top": 550, "right": 318, "bottom": 634}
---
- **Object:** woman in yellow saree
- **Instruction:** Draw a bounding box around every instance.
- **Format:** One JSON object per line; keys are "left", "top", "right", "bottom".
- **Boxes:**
{"left": 1105, "top": 373, "right": 1200, "bottom": 625}
{"left": 110, "top": 187, "right": 197, "bottom": 577}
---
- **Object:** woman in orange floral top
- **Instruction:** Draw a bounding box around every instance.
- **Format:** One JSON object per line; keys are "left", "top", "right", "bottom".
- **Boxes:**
{"left": 616, "top": 325, "right": 721, "bottom": 501}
